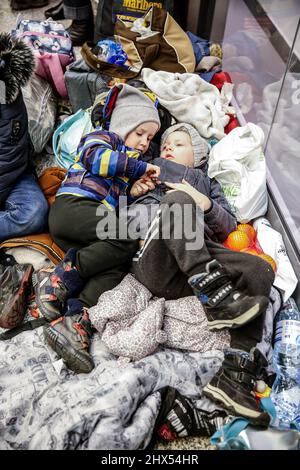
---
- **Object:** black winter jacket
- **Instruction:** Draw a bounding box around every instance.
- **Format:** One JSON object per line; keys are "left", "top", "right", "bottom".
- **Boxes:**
{"left": 0, "top": 92, "right": 31, "bottom": 205}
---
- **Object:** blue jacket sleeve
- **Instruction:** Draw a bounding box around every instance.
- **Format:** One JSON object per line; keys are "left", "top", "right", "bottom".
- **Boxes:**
{"left": 77, "top": 131, "right": 147, "bottom": 180}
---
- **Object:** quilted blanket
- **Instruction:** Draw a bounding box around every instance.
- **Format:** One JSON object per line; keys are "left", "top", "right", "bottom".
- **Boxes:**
{"left": 0, "top": 325, "right": 225, "bottom": 450}
{"left": 0, "top": 286, "right": 280, "bottom": 450}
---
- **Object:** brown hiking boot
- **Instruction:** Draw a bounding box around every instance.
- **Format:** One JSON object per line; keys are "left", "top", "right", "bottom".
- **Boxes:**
{"left": 0, "top": 264, "right": 33, "bottom": 329}
{"left": 44, "top": 302, "right": 94, "bottom": 374}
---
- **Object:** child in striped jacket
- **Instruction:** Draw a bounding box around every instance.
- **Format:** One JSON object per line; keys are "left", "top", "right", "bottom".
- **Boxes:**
{"left": 56, "top": 84, "right": 161, "bottom": 210}
{"left": 33, "top": 83, "right": 161, "bottom": 373}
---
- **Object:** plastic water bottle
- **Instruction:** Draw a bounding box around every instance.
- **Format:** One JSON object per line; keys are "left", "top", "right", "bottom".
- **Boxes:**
{"left": 270, "top": 297, "right": 300, "bottom": 428}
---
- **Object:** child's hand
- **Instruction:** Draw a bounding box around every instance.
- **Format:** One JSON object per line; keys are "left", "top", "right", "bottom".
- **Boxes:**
{"left": 143, "top": 164, "right": 161, "bottom": 182}
{"left": 165, "top": 179, "right": 212, "bottom": 211}
{"left": 130, "top": 177, "right": 155, "bottom": 198}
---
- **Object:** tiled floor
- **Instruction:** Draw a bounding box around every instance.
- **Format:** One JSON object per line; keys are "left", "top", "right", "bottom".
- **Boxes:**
{"left": 0, "top": 0, "right": 69, "bottom": 33}
{"left": 0, "top": 0, "right": 214, "bottom": 451}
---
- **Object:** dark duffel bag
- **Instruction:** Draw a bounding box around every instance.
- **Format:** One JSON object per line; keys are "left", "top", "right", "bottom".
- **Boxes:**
{"left": 64, "top": 58, "right": 112, "bottom": 112}
{"left": 0, "top": 262, "right": 33, "bottom": 329}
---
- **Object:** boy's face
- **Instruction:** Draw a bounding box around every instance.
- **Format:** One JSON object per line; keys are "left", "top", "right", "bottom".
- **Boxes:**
{"left": 125, "top": 122, "right": 159, "bottom": 154}
{"left": 161, "top": 131, "right": 194, "bottom": 167}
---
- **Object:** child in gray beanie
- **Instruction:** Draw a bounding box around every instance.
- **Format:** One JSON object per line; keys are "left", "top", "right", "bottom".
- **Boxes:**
{"left": 55, "top": 83, "right": 162, "bottom": 208}
{"left": 160, "top": 123, "right": 209, "bottom": 168}
{"left": 125, "top": 122, "right": 220, "bottom": 239}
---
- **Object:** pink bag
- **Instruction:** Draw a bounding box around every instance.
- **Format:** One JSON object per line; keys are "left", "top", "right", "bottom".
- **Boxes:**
{"left": 13, "top": 19, "right": 75, "bottom": 98}
{"left": 34, "top": 51, "right": 72, "bottom": 98}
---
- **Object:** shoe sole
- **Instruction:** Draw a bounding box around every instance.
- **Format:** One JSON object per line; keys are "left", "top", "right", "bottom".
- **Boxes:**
{"left": 0, "top": 265, "right": 33, "bottom": 329}
{"left": 32, "top": 272, "right": 61, "bottom": 323}
{"left": 44, "top": 325, "right": 94, "bottom": 374}
{"left": 203, "top": 382, "right": 262, "bottom": 419}
{"left": 207, "top": 303, "right": 261, "bottom": 330}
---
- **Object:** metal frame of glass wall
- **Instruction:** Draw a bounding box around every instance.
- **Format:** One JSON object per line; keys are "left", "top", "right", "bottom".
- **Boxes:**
{"left": 188, "top": 0, "right": 300, "bottom": 303}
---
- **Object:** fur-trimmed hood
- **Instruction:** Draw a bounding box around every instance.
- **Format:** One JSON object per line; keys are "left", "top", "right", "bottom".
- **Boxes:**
{"left": 0, "top": 32, "right": 35, "bottom": 104}
{"left": 0, "top": 34, "right": 35, "bottom": 204}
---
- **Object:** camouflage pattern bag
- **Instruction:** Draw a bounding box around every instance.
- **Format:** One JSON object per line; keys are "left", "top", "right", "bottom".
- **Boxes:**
{"left": 0, "top": 262, "right": 33, "bottom": 329}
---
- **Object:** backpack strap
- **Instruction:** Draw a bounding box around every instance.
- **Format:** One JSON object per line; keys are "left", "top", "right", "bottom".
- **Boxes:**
{"left": 210, "top": 417, "right": 250, "bottom": 449}
{"left": 260, "top": 396, "right": 277, "bottom": 421}
{"left": 0, "top": 318, "right": 48, "bottom": 340}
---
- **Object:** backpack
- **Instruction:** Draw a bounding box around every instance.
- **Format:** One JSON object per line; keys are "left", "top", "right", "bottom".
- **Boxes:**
{"left": 83, "top": 6, "right": 195, "bottom": 79}
{"left": 52, "top": 108, "right": 94, "bottom": 169}
{"left": 13, "top": 18, "right": 75, "bottom": 98}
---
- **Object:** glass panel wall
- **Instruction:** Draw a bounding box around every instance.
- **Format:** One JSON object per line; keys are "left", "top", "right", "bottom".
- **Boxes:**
{"left": 220, "top": 0, "right": 300, "bottom": 251}
{"left": 263, "top": 22, "right": 300, "bottom": 248}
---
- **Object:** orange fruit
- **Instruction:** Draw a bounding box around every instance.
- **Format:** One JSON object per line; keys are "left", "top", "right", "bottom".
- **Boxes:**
{"left": 240, "top": 247, "right": 259, "bottom": 256}
{"left": 252, "top": 239, "right": 264, "bottom": 254}
{"left": 258, "top": 253, "right": 277, "bottom": 272}
{"left": 237, "top": 223, "right": 256, "bottom": 242}
{"left": 225, "top": 230, "right": 252, "bottom": 251}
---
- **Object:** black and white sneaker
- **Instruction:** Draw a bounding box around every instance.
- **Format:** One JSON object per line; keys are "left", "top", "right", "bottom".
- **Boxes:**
{"left": 154, "top": 387, "right": 231, "bottom": 442}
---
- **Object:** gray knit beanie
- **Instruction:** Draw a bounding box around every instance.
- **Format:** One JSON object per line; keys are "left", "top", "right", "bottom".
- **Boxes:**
{"left": 160, "top": 123, "right": 209, "bottom": 167}
{"left": 109, "top": 84, "right": 161, "bottom": 141}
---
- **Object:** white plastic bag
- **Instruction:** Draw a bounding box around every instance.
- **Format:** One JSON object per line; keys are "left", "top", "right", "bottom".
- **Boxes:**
{"left": 253, "top": 217, "right": 298, "bottom": 302}
{"left": 208, "top": 123, "right": 268, "bottom": 222}
{"left": 22, "top": 74, "right": 57, "bottom": 154}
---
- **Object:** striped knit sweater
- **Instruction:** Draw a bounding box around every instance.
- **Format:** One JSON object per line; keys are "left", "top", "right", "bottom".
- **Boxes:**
{"left": 56, "top": 130, "right": 147, "bottom": 210}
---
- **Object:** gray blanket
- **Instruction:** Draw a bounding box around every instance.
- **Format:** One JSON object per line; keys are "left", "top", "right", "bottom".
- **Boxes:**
{"left": 0, "top": 325, "right": 224, "bottom": 450}
{"left": 0, "top": 287, "right": 280, "bottom": 450}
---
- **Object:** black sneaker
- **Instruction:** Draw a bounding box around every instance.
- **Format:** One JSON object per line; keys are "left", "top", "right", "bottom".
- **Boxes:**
{"left": 154, "top": 387, "right": 231, "bottom": 442}
{"left": 188, "top": 260, "right": 269, "bottom": 330}
{"left": 203, "top": 349, "right": 270, "bottom": 427}
{"left": 44, "top": 308, "right": 94, "bottom": 374}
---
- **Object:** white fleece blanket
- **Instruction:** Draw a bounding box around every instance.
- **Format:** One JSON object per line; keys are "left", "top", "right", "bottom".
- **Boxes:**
{"left": 141, "top": 68, "right": 230, "bottom": 140}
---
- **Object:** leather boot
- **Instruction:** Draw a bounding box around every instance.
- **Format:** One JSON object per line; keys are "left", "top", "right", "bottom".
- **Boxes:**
{"left": 44, "top": 1, "right": 64, "bottom": 20}
{"left": 67, "top": 18, "right": 94, "bottom": 47}
{"left": 11, "top": 0, "right": 49, "bottom": 10}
